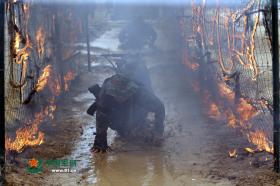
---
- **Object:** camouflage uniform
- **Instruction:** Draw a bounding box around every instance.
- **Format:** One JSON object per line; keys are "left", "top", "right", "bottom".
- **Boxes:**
{"left": 92, "top": 74, "right": 165, "bottom": 151}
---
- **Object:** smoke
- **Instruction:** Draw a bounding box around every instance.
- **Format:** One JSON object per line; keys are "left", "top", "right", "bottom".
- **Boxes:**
{"left": 20, "top": 0, "right": 242, "bottom": 6}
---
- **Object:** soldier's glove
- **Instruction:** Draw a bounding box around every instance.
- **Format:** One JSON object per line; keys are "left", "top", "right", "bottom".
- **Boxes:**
{"left": 88, "top": 84, "right": 101, "bottom": 98}
{"left": 87, "top": 102, "right": 97, "bottom": 116}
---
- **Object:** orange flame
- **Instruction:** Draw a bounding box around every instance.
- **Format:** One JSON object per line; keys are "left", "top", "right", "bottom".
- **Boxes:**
{"left": 183, "top": 48, "right": 200, "bottom": 71}
{"left": 35, "top": 26, "right": 46, "bottom": 58}
{"left": 247, "top": 130, "right": 273, "bottom": 153}
{"left": 64, "top": 70, "right": 75, "bottom": 91}
{"left": 5, "top": 110, "right": 45, "bottom": 153}
{"left": 35, "top": 65, "right": 52, "bottom": 92}
{"left": 244, "top": 147, "right": 255, "bottom": 153}
{"left": 226, "top": 110, "right": 238, "bottom": 128}
{"left": 208, "top": 102, "right": 221, "bottom": 120}
{"left": 229, "top": 149, "right": 237, "bottom": 158}
{"left": 218, "top": 82, "right": 235, "bottom": 103}
{"left": 15, "top": 34, "right": 32, "bottom": 64}
{"left": 5, "top": 100, "right": 57, "bottom": 153}
{"left": 14, "top": 31, "right": 21, "bottom": 53}
{"left": 46, "top": 98, "right": 57, "bottom": 119}
{"left": 237, "top": 98, "right": 258, "bottom": 125}
{"left": 190, "top": 0, "right": 270, "bottom": 156}
{"left": 49, "top": 75, "right": 61, "bottom": 96}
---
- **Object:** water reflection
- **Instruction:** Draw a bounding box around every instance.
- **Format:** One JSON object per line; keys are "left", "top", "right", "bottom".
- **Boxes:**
{"left": 90, "top": 147, "right": 167, "bottom": 186}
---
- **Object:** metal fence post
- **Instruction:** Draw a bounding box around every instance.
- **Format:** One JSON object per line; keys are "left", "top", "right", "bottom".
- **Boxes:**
{"left": 85, "top": 12, "right": 91, "bottom": 72}
{"left": 272, "top": 0, "right": 280, "bottom": 173}
{"left": 0, "top": 0, "right": 5, "bottom": 153}
{"left": 0, "top": 0, "right": 5, "bottom": 183}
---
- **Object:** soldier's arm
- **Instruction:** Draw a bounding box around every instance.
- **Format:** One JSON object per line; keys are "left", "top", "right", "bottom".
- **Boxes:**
{"left": 87, "top": 102, "right": 97, "bottom": 116}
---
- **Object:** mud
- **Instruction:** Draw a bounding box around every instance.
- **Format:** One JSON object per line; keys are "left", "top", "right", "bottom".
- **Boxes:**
{"left": 5, "top": 19, "right": 280, "bottom": 186}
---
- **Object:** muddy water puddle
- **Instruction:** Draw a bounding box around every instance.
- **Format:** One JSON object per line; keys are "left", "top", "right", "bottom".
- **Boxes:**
{"left": 69, "top": 88, "right": 170, "bottom": 185}
{"left": 50, "top": 23, "right": 233, "bottom": 186}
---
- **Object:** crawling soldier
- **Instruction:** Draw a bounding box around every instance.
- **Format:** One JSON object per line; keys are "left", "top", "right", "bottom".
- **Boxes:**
{"left": 87, "top": 74, "right": 165, "bottom": 152}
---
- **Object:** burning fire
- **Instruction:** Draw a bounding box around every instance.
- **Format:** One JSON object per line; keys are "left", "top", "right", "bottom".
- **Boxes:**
{"left": 6, "top": 1, "right": 82, "bottom": 156}
{"left": 229, "top": 149, "right": 237, "bottom": 158}
{"left": 244, "top": 147, "right": 255, "bottom": 153}
{"left": 46, "top": 98, "right": 57, "bottom": 120}
{"left": 49, "top": 75, "right": 62, "bottom": 96}
{"left": 64, "top": 70, "right": 75, "bottom": 91}
{"left": 208, "top": 102, "right": 221, "bottom": 120}
{"left": 218, "top": 82, "right": 234, "bottom": 103}
{"left": 247, "top": 130, "right": 273, "bottom": 153}
{"left": 6, "top": 109, "right": 44, "bottom": 152}
{"left": 187, "top": 0, "right": 272, "bottom": 157}
{"left": 36, "top": 26, "right": 46, "bottom": 58}
{"left": 14, "top": 34, "right": 32, "bottom": 64}
{"left": 14, "top": 31, "right": 21, "bottom": 53}
{"left": 226, "top": 110, "right": 237, "bottom": 128}
{"left": 183, "top": 49, "right": 200, "bottom": 71}
{"left": 5, "top": 99, "right": 57, "bottom": 153}
{"left": 35, "top": 65, "right": 52, "bottom": 92}
{"left": 185, "top": 61, "right": 200, "bottom": 71}
{"left": 237, "top": 98, "right": 258, "bottom": 125}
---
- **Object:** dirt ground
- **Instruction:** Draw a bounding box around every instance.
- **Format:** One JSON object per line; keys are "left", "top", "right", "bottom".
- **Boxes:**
{"left": 5, "top": 18, "right": 280, "bottom": 186}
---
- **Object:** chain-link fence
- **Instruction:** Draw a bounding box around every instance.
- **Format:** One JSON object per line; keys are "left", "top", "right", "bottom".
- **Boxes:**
{"left": 5, "top": 0, "right": 276, "bottom": 156}
{"left": 5, "top": 1, "right": 85, "bottom": 153}
{"left": 181, "top": 0, "right": 274, "bottom": 153}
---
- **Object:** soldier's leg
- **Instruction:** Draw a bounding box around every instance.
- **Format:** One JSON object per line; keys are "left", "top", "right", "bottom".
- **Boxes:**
{"left": 93, "top": 111, "right": 109, "bottom": 151}
{"left": 149, "top": 96, "right": 165, "bottom": 135}
{"left": 137, "top": 90, "right": 165, "bottom": 135}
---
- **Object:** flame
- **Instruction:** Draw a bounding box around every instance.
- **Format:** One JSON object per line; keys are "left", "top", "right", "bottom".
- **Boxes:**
{"left": 64, "top": 70, "right": 75, "bottom": 91}
{"left": 237, "top": 98, "right": 258, "bottom": 124}
{"left": 23, "top": 4, "right": 28, "bottom": 11}
{"left": 183, "top": 49, "right": 200, "bottom": 71}
{"left": 46, "top": 98, "right": 57, "bottom": 119}
{"left": 14, "top": 31, "right": 21, "bottom": 53}
{"left": 35, "top": 26, "right": 46, "bottom": 58}
{"left": 208, "top": 102, "right": 221, "bottom": 120}
{"left": 5, "top": 109, "right": 46, "bottom": 153}
{"left": 35, "top": 65, "right": 52, "bottom": 92}
{"left": 12, "top": 34, "right": 32, "bottom": 86}
{"left": 247, "top": 130, "right": 273, "bottom": 153}
{"left": 189, "top": 63, "right": 200, "bottom": 71}
{"left": 218, "top": 82, "right": 234, "bottom": 103}
{"left": 244, "top": 147, "right": 255, "bottom": 153}
{"left": 189, "top": 0, "right": 271, "bottom": 156}
{"left": 226, "top": 110, "right": 237, "bottom": 128}
{"left": 5, "top": 98, "right": 57, "bottom": 153}
{"left": 203, "top": 91, "right": 222, "bottom": 120}
{"left": 184, "top": 58, "right": 200, "bottom": 71}
{"left": 15, "top": 34, "right": 32, "bottom": 64}
{"left": 49, "top": 75, "right": 61, "bottom": 96}
{"left": 229, "top": 149, "right": 237, "bottom": 158}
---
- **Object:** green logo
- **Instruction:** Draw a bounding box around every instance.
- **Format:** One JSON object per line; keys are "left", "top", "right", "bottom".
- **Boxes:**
{"left": 26, "top": 158, "right": 77, "bottom": 173}
{"left": 26, "top": 158, "right": 43, "bottom": 174}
